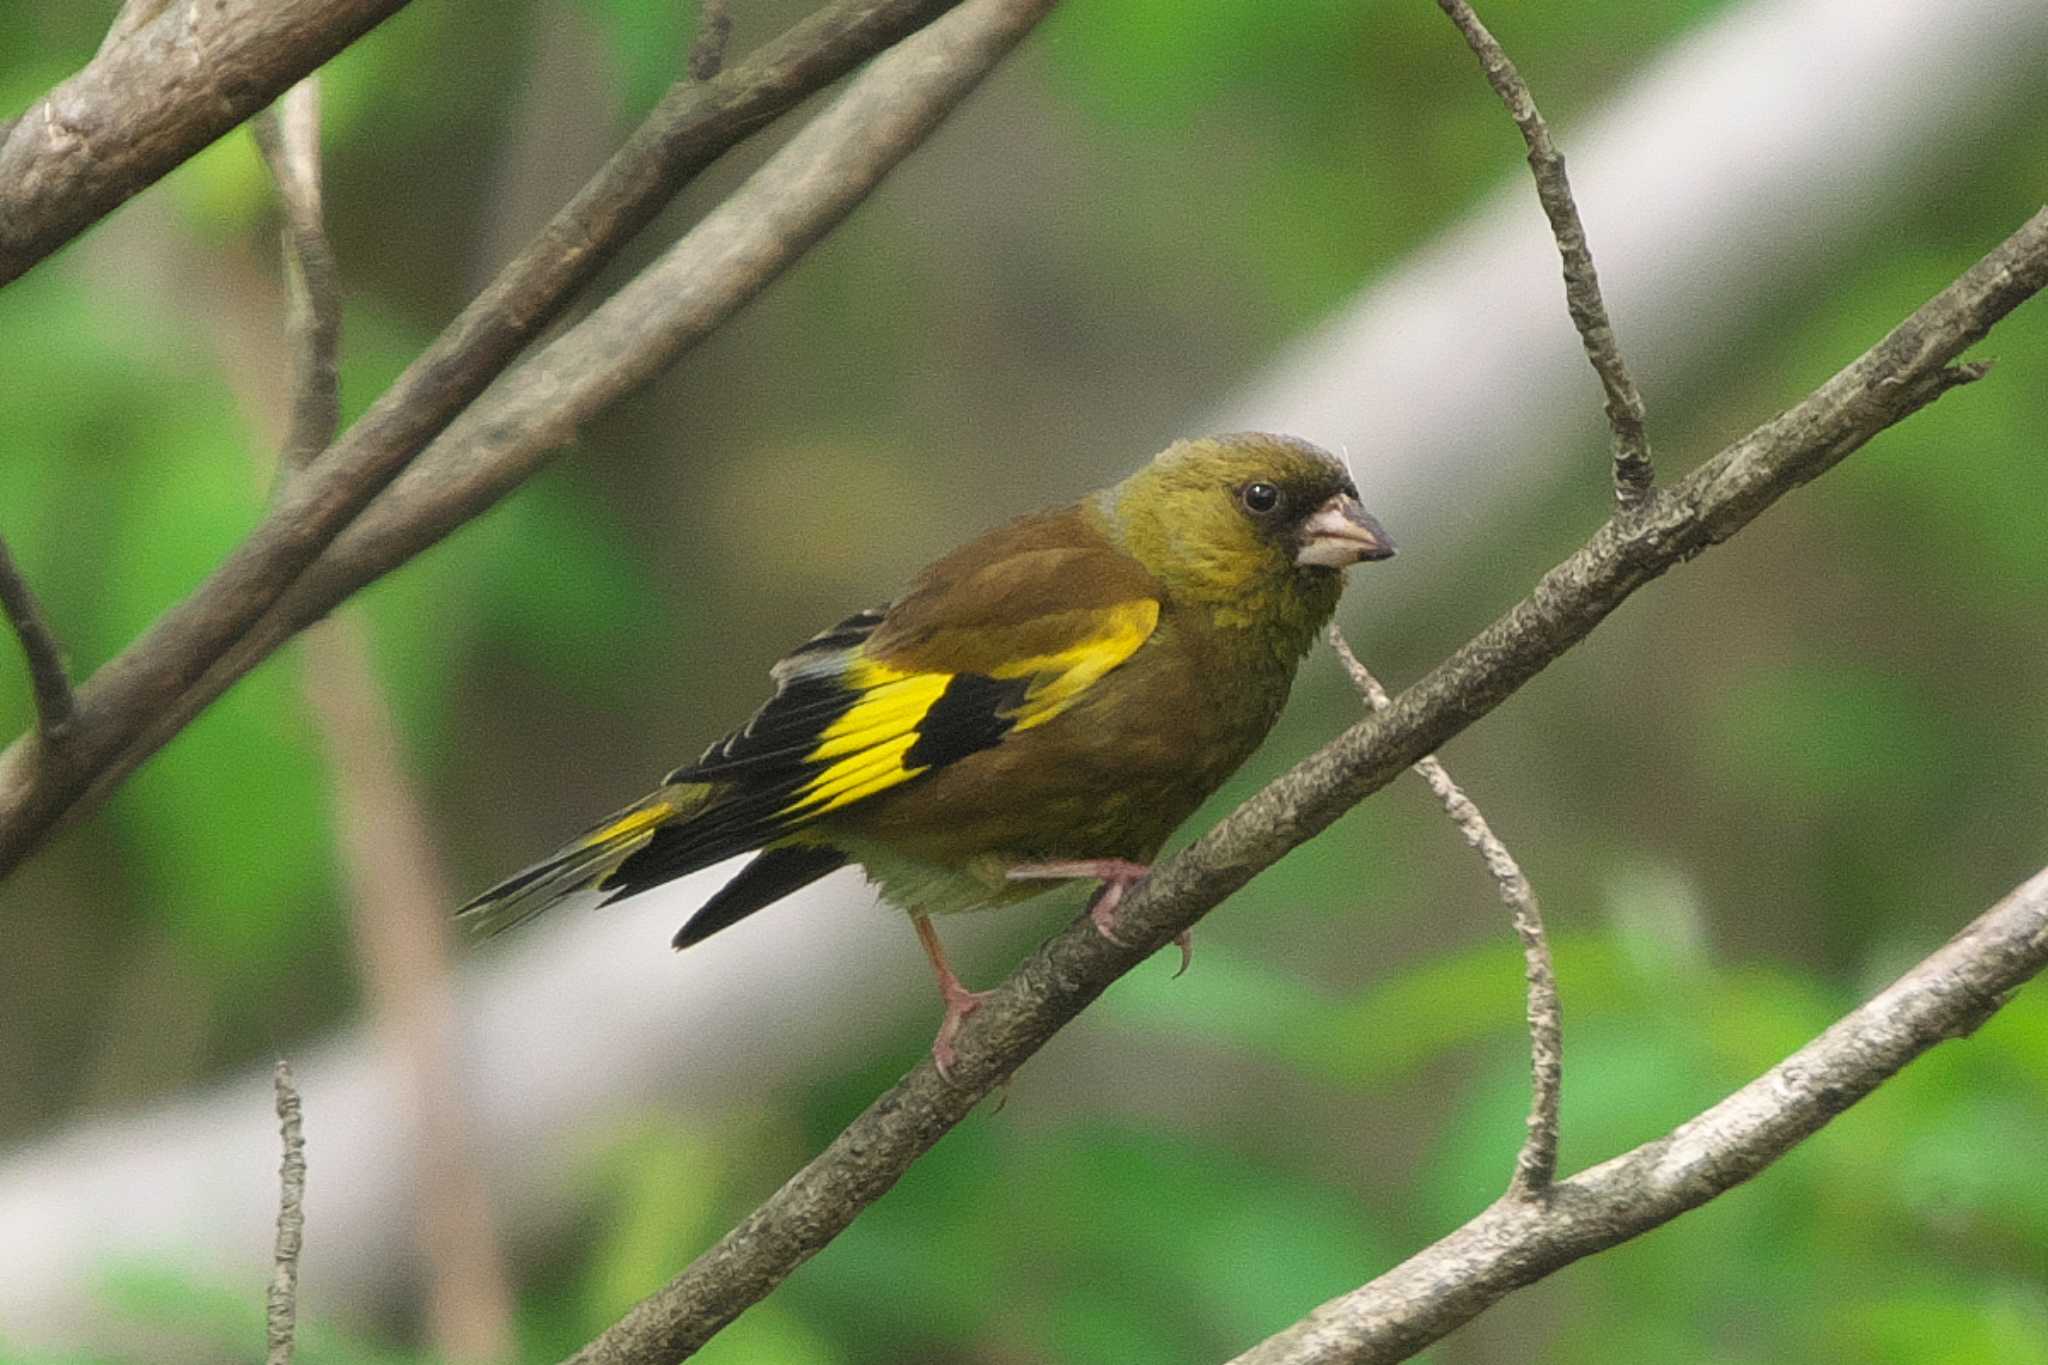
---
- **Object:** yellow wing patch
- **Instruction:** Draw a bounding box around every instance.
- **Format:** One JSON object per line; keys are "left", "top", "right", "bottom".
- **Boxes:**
{"left": 778, "top": 599, "right": 1160, "bottom": 820}
{"left": 995, "top": 599, "right": 1159, "bottom": 730}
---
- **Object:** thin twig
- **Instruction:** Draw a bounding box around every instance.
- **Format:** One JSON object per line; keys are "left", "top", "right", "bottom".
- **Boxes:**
{"left": 265, "top": 1059, "right": 306, "bottom": 1365}
{"left": 250, "top": 80, "right": 344, "bottom": 480}
{"left": 1230, "top": 864, "right": 2048, "bottom": 1364}
{"left": 0, "top": 533, "right": 77, "bottom": 743}
{"left": 1437, "top": 0, "right": 1654, "bottom": 507}
{"left": 559, "top": 206, "right": 2044, "bottom": 1364}
{"left": 1330, "top": 629, "right": 1560, "bottom": 1195}
{"left": 245, "top": 77, "right": 517, "bottom": 1359}
{"left": 689, "top": 0, "right": 735, "bottom": 82}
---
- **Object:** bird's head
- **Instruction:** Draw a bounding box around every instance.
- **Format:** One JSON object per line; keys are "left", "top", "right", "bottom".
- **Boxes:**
{"left": 1097, "top": 433, "right": 1394, "bottom": 639}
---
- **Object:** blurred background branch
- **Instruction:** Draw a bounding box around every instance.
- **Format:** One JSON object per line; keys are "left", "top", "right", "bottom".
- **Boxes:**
{"left": 0, "top": 533, "right": 76, "bottom": 743}
{"left": 246, "top": 75, "right": 519, "bottom": 1360}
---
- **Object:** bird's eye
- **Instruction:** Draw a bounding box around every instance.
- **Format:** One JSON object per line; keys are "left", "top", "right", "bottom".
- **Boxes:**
{"left": 1240, "top": 482, "right": 1282, "bottom": 515}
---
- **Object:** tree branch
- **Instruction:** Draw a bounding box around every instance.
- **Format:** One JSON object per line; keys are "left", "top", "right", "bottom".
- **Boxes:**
{"left": 1330, "top": 630, "right": 1560, "bottom": 1196}
{"left": 0, "top": 0, "right": 973, "bottom": 879}
{"left": 250, "top": 80, "right": 343, "bottom": 481}
{"left": 0, "top": 533, "right": 76, "bottom": 744}
{"left": 1231, "top": 864, "right": 2048, "bottom": 1364}
{"left": 242, "top": 75, "right": 518, "bottom": 1359}
{"left": 265, "top": 1059, "right": 306, "bottom": 1365}
{"left": 1437, "top": 0, "right": 1654, "bottom": 506}
{"left": 689, "top": 0, "right": 735, "bottom": 83}
{"left": 0, "top": 0, "right": 414, "bottom": 287}
{"left": 557, "top": 208, "right": 2048, "bottom": 1364}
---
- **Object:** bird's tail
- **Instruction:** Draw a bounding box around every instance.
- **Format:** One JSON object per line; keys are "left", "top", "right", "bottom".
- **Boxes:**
{"left": 456, "top": 784, "right": 711, "bottom": 938}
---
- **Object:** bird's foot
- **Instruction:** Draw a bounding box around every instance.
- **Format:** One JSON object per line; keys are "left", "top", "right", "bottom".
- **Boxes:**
{"left": 931, "top": 975, "right": 995, "bottom": 1083}
{"left": 1007, "top": 858, "right": 1188, "bottom": 975}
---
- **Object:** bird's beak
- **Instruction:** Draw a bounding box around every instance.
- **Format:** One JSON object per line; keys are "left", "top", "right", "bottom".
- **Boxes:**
{"left": 1295, "top": 494, "right": 1395, "bottom": 568}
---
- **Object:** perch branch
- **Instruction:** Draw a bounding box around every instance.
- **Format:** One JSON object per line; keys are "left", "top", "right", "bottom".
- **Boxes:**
{"left": 1230, "top": 864, "right": 2048, "bottom": 1364}
{"left": 0, "top": 534, "right": 76, "bottom": 744}
{"left": 1437, "top": 0, "right": 1654, "bottom": 505}
{"left": 0, "top": 0, "right": 974, "bottom": 877}
{"left": 264, "top": 1060, "right": 306, "bottom": 1365}
{"left": 560, "top": 208, "right": 2048, "bottom": 1365}
{"left": 1330, "top": 630, "right": 1560, "bottom": 1195}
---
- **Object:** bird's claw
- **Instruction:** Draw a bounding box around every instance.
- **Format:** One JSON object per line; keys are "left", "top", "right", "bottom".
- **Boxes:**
{"left": 1010, "top": 859, "right": 1191, "bottom": 976}
{"left": 931, "top": 981, "right": 993, "bottom": 1084}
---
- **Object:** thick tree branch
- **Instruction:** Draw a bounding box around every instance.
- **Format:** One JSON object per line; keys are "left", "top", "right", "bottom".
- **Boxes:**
{"left": 0, "top": 0, "right": 971, "bottom": 878}
{"left": 1330, "top": 630, "right": 1560, "bottom": 1195}
{"left": 1437, "top": 0, "right": 1654, "bottom": 506}
{"left": 559, "top": 208, "right": 2048, "bottom": 1363}
{"left": 0, "top": 0, "right": 413, "bottom": 286}
{"left": 0, "top": 534, "right": 76, "bottom": 744}
{"left": 1231, "top": 864, "right": 2048, "bottom": 1364}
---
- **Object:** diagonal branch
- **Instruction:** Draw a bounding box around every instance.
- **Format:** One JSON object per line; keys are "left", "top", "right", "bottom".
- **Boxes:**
{"left": 1330, "top": 630, "right": 1560, "bottom": 1196}
{"left": 0, "top": 0, "right": 972, "bottom": 878}
{"left": 1438, "top": 0, "right": 1654, "bottom": 506}
{"left": 1230, "top": 864, "right": 2048, "bottom": 1364}
{"left": 0, "top": 533, "right": 77, "bottom": 743}
{"left": 559, "top": 208, "right": 2048, "bottom": 1364}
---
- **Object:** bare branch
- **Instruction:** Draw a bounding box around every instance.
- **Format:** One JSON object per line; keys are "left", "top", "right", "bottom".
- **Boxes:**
{"left": 0, "top": 0, "right": 414, "bottom": 286}
{"left": 265, "top": 1059, "right": 306, "bottom": 1365}
{"left": 1437, "top": 0, "right": 1654, "bottom": 506}
{"left": 243, "top": 89, "right": 516, "bottom": 1357}
{"left": 690, "top": 0, "right": 735, "bottom": 82}
{"left": 250, "top": 80, "right": 344, "bottom": 480}
{"left": 0, "top": 533, "right": 76, "bottom": 743}
{"left": 560, "top": 209, "right": 2048, "bottom": 1365}
{"left": 1330, "top": 630, "right": 1560, "bottom": 1195}
{"left": 300, "top": 616, "right": 519, "bottom": 1358}
{"left": 1230, "top": 864, "right": 2048, "bottom": 1365}
{"left": 0, "top": 0, "right": 974, "bottom": 878}
{"left": 96, "top": 0, "right": 177, "bottom": 56}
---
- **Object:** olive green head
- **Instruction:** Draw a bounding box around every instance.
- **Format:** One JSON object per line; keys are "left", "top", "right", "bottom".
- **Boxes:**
{"left": 1094, "top": 433, "right": 1394, "bottom": 645}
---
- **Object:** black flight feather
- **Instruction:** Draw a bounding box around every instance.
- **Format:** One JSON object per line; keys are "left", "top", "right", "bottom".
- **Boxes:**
{"left": 667, "top": 843, "right": 849, "bottom": 947}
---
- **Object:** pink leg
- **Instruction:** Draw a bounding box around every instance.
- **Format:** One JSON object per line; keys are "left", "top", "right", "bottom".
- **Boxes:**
{"left": 1007, "top": 859, "right": 1191, "bottom": 977}
{"left": 914, "top": 914, "right": 993, "bottom": 1082}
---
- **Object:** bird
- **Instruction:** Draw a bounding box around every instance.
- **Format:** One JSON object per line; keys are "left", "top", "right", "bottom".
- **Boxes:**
{"left": 458, "top": 433, "right": 1394, "bottom": 1077}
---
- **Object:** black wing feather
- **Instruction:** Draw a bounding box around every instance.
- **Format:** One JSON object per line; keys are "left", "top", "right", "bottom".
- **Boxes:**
{"left": 665, "top": 843, "right": 849, "bottom": 946}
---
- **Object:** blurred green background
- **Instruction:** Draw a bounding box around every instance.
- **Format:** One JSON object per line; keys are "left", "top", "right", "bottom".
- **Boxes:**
{"left": 3, "top": 0, "right": 2048, "bottom": 1362}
